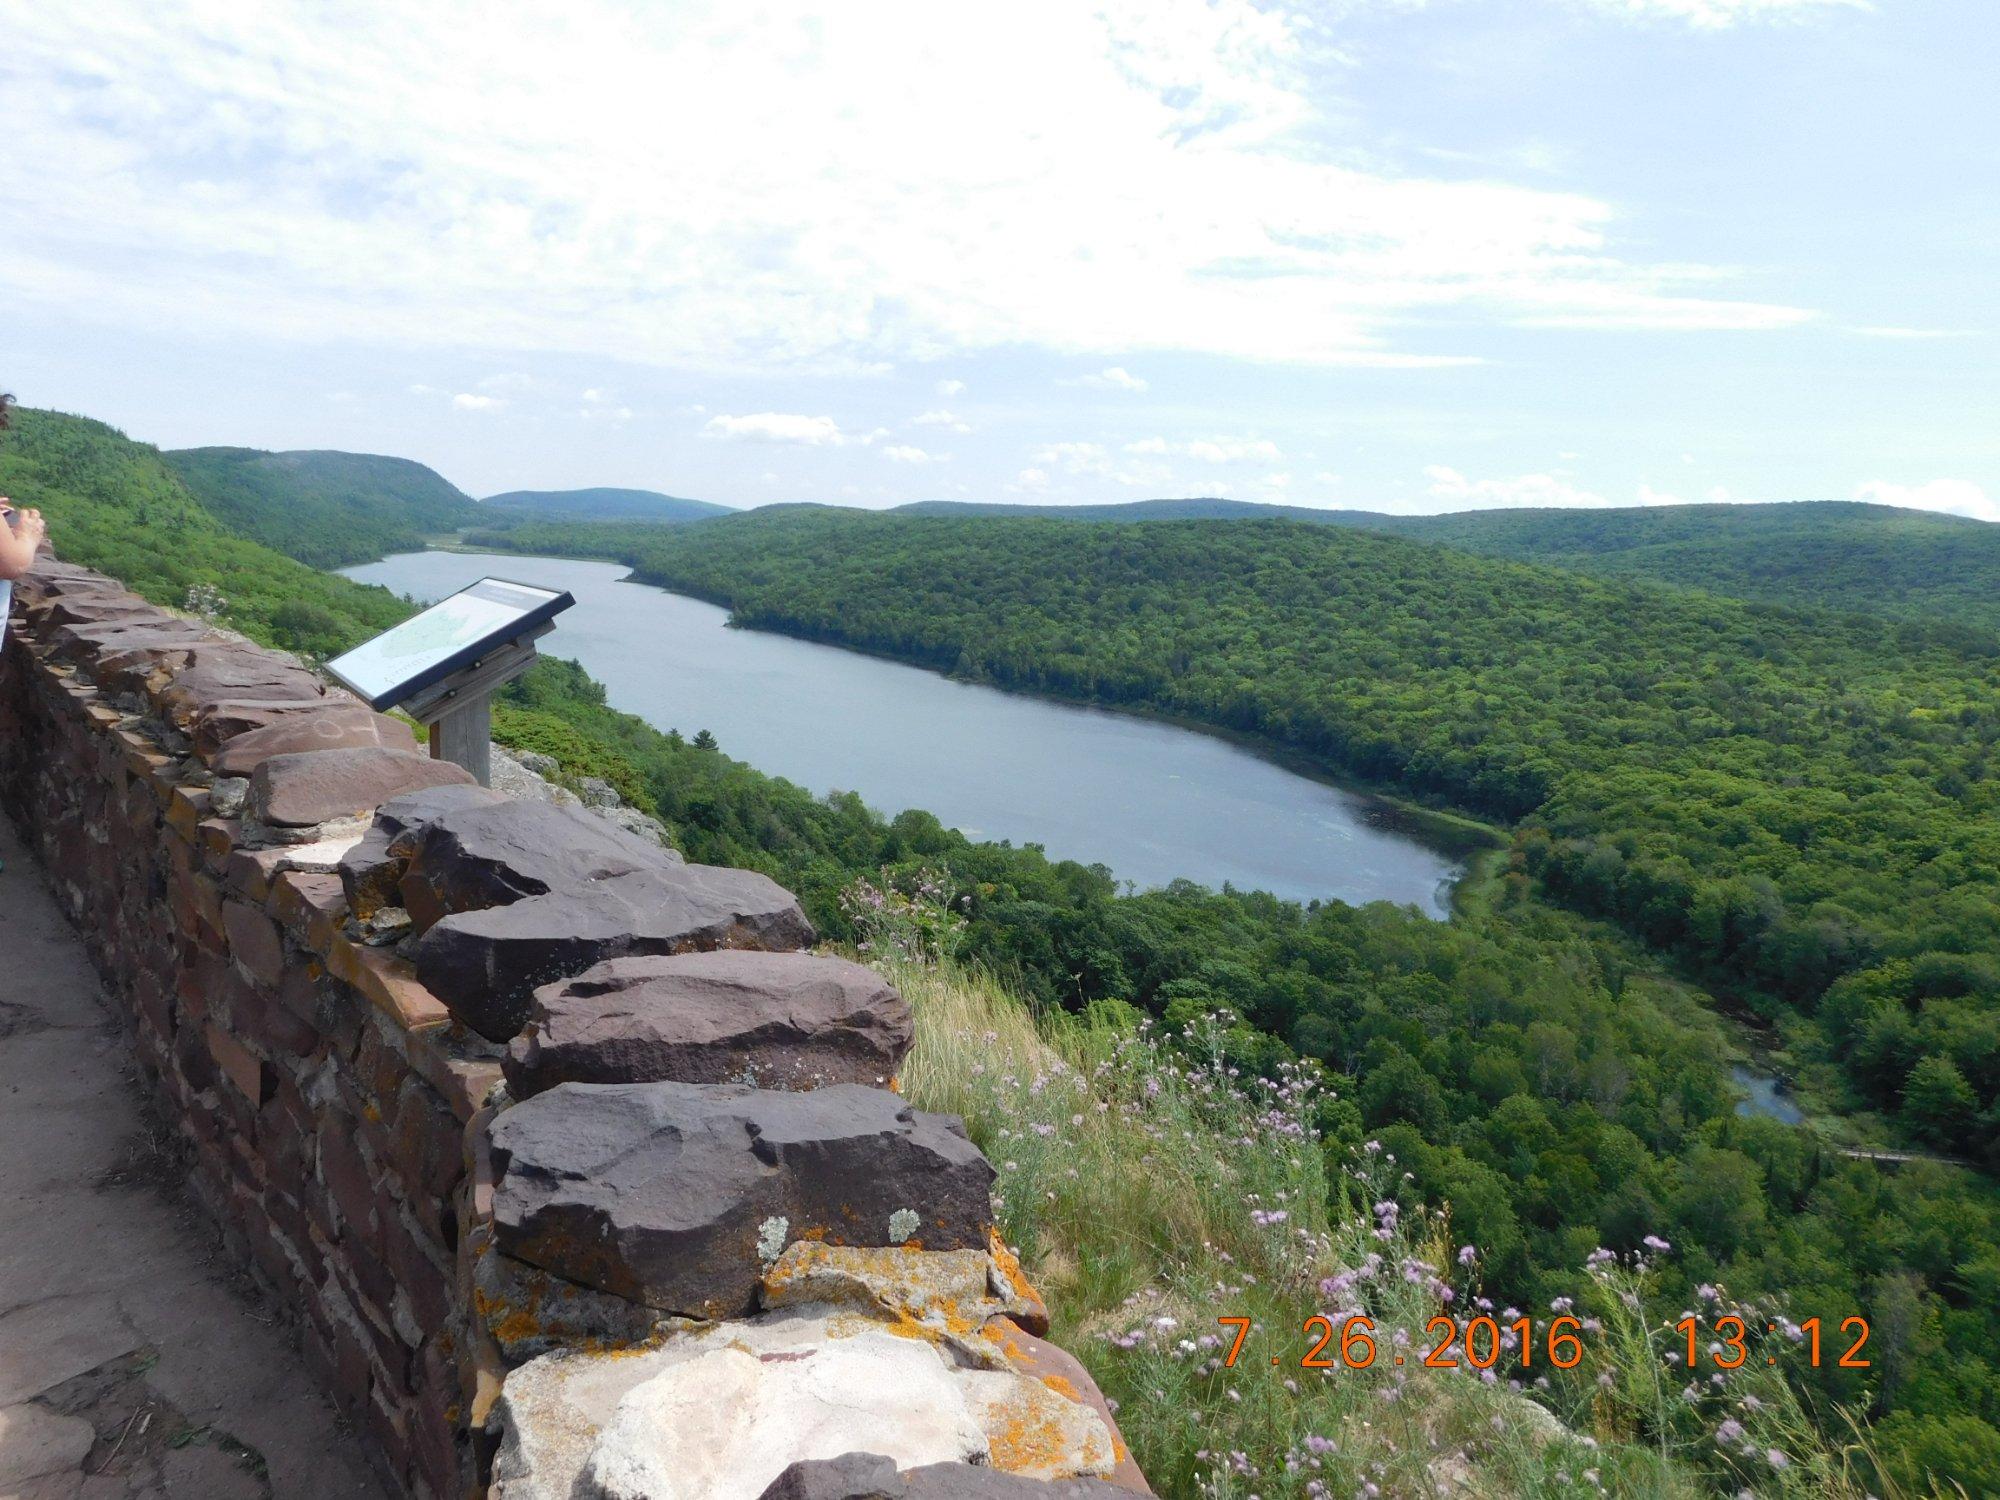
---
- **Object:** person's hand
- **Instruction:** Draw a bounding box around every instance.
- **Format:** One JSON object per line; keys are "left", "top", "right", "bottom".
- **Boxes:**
{"left": 8, "top": 505, "right": 46, "bottom": 548}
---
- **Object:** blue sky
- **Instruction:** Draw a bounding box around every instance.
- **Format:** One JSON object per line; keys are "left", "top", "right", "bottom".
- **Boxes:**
{"left": 2, "top": 0, "right": 1992, "bottom": 519}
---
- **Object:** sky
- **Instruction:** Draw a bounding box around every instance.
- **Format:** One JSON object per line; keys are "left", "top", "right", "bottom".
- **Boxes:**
{"left": 1, "top": 0, "right": 1993, "bottom": 520}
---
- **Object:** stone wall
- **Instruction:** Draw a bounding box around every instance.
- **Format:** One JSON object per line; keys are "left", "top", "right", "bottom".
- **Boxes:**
{"left": 0, "top": 559, "right": 1147, "bottom": 1500}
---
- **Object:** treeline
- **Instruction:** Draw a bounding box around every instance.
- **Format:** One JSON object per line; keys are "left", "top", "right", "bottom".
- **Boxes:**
{"left": 475, "top": 507, "right": 2000, "bottom": 1167}
{"left": 3, "top": 411, "right": 412, "bottom": 657}
{"left": 166, "top": 445, "right": 483, "bottom": 569}
{"left": 494, "top": 654, "right": 2000, "bottom": 1490}
{"left": 1401, "top": 500, "right": 2000, "bottom": 634}
{"left": 13, "top": 412, "right": 1999, "bottom": 1490}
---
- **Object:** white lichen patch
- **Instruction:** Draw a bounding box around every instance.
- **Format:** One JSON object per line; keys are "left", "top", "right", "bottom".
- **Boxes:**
{"left": 756, "top": 1215, "right": 790, "bottom": 1266}
{"left": 888, "top": 1208, "right": 920, "bottom": 1244}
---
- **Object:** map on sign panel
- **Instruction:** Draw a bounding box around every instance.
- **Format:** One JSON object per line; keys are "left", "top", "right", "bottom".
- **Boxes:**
{"left": 325, "top": 577, "right": 573, "bottom": 709}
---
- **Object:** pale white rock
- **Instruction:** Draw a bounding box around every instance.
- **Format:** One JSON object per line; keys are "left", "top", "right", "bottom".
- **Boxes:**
{"left": 491, "top": 1348, "right": 666, "bottom": 1500}
{"left": 954, "top": 1368, "right": 1116, "bottom": 1481}
{"left": 494, "top": 1304, "right": 1118, "bottom": 1500}
{"left": 265, "top": 830, "right": 367, "bottom": 873}
{"left": 582, "top": 1335, "right": 987, "bottom": 1500}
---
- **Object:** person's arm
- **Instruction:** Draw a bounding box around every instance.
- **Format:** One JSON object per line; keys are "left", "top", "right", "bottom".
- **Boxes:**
{"left": 0, "top": 503, "right": 48, "bottom": 579}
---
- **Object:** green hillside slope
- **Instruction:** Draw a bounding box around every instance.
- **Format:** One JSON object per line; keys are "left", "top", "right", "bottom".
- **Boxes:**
{"left": 481, "top": 486, "right": 730, "bottom": 523}
{"left": 890, "top": 497, "right": 2000, "bottom": 631}
{"left": 542, "top": 506, "right": 2000, "bottom": 1143}
{"left": 13, "top": 407, "right": 2000, "bottom": 1491}
{"left": 166, "top": 445, "right": 481, "bottom": 568}
{"left": 896, "top": 495, "right": 1398, "bottom": 525}
{"left": 5, "top": 412, "right": 410, "bottom": 657}
{"left": 1402, "top": 501, "right": 2000, "bottom": 632}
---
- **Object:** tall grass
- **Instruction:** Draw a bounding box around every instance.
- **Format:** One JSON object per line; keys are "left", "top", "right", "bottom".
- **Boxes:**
{"left": 886, "top": 954, "right": 1937, "bottom": 1500}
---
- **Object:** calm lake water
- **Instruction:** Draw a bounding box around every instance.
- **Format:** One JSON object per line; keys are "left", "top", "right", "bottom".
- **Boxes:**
{"left": 343, "top": 551, "right": 1464, "bottom": 914}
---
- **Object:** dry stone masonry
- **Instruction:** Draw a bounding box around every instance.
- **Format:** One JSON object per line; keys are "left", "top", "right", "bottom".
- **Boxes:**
{"left": 0, "top": 558, "right": 1148, "bottom": 1500}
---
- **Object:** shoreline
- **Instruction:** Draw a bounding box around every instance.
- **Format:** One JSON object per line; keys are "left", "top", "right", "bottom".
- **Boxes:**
{"left": 361, "top": 542, "right": 1501, "bottom": 911}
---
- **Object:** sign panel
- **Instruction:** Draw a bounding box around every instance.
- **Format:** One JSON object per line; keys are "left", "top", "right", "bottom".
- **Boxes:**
{"left": 325, "top": 577, "right": 573, "bottom": 709}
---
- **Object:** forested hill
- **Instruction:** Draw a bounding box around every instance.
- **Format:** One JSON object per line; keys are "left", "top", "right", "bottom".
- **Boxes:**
{"left": 4, "top": 411, "right": 410, "bottom": 657}
{"left": 166, "top": 445, "right": 481, "bottom": 568}
{"left": 896, "top": 495, "right": 1397, "bottom": 525}
{"left": 1398, "top": 501, "right": 2000, "bottom": 632}
{"left": 891, "top": 497, "right": 2000, "bottom": 631}
{"left": 505, "top": 504, "right": 2000, "bottom": 1156}
{"left": 481, "top": 486, "right": 731, "bottom": 523}
{"left": 16, "top": 405, "right": 2000, "bottom": 1490}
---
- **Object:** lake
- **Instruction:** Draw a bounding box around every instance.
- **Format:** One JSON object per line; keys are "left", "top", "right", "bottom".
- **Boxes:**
{"left": 342, "top": 551, "right": 1465, "bottom": 914}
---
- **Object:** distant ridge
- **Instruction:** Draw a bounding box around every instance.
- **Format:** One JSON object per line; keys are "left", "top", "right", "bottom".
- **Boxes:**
{"left": 894, "top": 496, "right": 1401, "bottom": 526}
{"left": 166, "top": 446, "right": 481, "bottom": 569}
{"left": 482, "top": 487, "right": 732, "bottom": 523}
{"left": 890, "top": 496, "right": 2000, "bottom": 630}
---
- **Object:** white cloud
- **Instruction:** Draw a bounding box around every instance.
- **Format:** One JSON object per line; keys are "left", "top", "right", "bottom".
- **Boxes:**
{"left": 1574, "top": 0, "right": 1868, "bottom": 26}
{"left": 936, "top": 379, "right": 967, "bottom": 397}
{"left": 912, "top": 409, "right": 971, "bottom": 432}
{"left": 1127, "top": 436, "right": 1281, "bottom": 463}
{"left": 0, "top": 1, "right": 1813, "bottom": 375}
{"left": 1854, "top": 479, "right": 1996, "bottom": 523}
{"left": 705, "top": 412, "right": 848, "bottom": 445}
{"left": 882, "top": 444, "right": 939, "bottom": 464}
{"left": 1066, "top": 366, "right": 1150, "bottom": 392}
{"left": 451, "top": 392, "right": 505, "bottom": 410}
{"left": 1012, "top": 467, "right": 1051, "bottom": 492}
{"left": 1848, "top": 326, "right": 1976, "bottom": 340}
{"left": 1424, "top": 465, "right": 1610, "bottom": 509}
{"left": 1034, "top": 442, "right": 1115, "bottom": 476}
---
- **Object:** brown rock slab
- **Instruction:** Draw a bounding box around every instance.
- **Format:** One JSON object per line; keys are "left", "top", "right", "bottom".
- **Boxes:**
{"left": 336, "top": 782, "right": 510, "bottom": 921}
{"left": 151, "top": 645, "right": 326, "bottom": 727}
{"left": 416, "top": 863, "right": 815, "bottom": 1041}
{"left": 204, "top": 699, "right": 418, "bottom": 775}
{"left": 489, "top": 1082, "right": 995, "bottom": 1319}
{"left": 760, "top": 1456, "right": 1132, "bottom": 1499}
{"left": 248, "top": 746, "right": 474, "bottom": 829}
{"left": 503, "top": 950, "right": 911, "bottom": 1098}
{"left": 398, "top": 799, "right": 687, "bottom": 933}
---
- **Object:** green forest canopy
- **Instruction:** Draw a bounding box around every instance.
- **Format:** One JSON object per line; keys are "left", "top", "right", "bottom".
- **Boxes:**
{"left": 166, "top": 444, "right": 483, "bottom": 569}
{"left": 476, "top": 505, "right": 2000, "bottom": 1163}
{"left": 10, "top": 408, "right": 2000, "bottom": 1493}
{"left": 892, "top": 497, "right": 2000, "bottom": 633}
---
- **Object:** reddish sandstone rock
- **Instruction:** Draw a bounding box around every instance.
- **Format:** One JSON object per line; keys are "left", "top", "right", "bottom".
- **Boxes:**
{"left": 29, "top": 592, "right": 159, "bottom": 629}
{"left": 203, "top": 700, "right": 418, "bottom": 776}
{"left": 414, "top": 863, "right": 815, "bottom": 1041}
{"left": 248, "top": 747, "right": 474, "bottom": 830}
{"left": 152, "top": 645, "right": 326, "bottom": 727}
{"left": 397, "top": 800, "right": 686, "bottom": 933}
{"left": 489, "top": 1082, "right": 995, "bottom": 1318}
{"left": 503, "top": 951, "right": 912, "bottom": 1099}
{"left": 336, "top": 783, "right": 510, "bottom": 921}
{"left": 52, "top": 621, "right": 213, "bottom": 691}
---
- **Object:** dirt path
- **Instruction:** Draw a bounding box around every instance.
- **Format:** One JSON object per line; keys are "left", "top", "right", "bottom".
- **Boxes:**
{"left": 0, "top": 813, "right": 387, "bottom": 1500}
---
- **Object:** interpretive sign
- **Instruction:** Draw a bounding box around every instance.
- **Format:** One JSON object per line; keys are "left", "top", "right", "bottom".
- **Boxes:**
{"left": 325, "top": 577, "right": 574, "bottom": 786}
{"left": 326, "top": 577, "right": 572, "bottom": 710}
